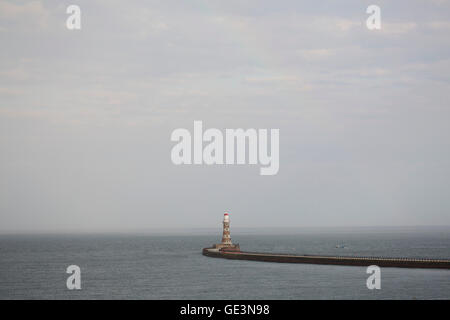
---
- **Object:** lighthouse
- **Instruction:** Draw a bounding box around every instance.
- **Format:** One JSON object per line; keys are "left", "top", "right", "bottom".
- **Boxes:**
{"left": 221, "top": 213, "right": 232, "bottom": 245}
{"left": 212, "top": 212, "right": 240, "bottom": 251}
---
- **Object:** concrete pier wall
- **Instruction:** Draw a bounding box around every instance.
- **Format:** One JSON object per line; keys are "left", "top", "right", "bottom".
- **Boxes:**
{"left": 202, "top": 248, "right": 450, "bottom": 269}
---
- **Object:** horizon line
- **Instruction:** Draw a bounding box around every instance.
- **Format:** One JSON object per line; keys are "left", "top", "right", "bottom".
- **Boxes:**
{"left": 0, "top": 225, "right": 449, "bottom": 236}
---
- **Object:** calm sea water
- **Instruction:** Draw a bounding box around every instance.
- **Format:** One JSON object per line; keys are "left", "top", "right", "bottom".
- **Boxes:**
{"left": 0, "top": 230, "right": 449, "bottom": 299}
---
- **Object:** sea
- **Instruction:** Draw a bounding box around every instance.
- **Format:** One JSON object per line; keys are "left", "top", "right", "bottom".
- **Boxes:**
{"left": 0, "top": 228, "right": 449, "bottom": 299}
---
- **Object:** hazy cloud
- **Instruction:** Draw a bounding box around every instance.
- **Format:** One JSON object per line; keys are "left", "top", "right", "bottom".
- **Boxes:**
{"left": 0, "top": 0, "right": 449, "bottom": 232}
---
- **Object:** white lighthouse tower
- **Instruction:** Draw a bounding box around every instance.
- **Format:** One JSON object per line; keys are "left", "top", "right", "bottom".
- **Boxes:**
{"left": 213, "top": 212, "right": 240, "bottom": 251}
{"left": 221, "top": 213, "right": 232, "bottom": 245}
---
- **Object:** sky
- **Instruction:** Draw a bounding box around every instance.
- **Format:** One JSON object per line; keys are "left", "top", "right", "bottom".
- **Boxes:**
{"left": 0, "top": 0, "right": 450, "bottom": 233}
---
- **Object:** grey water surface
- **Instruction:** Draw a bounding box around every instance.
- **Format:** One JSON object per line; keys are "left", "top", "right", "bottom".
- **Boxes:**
{"left": 0, "top": 230, "right": 449, "bottom": 299}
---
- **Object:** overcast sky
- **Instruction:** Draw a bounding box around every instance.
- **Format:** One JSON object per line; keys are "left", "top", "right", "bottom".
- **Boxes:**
{"left": 1, "top": 0, "right": 450, "bottom": 233}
